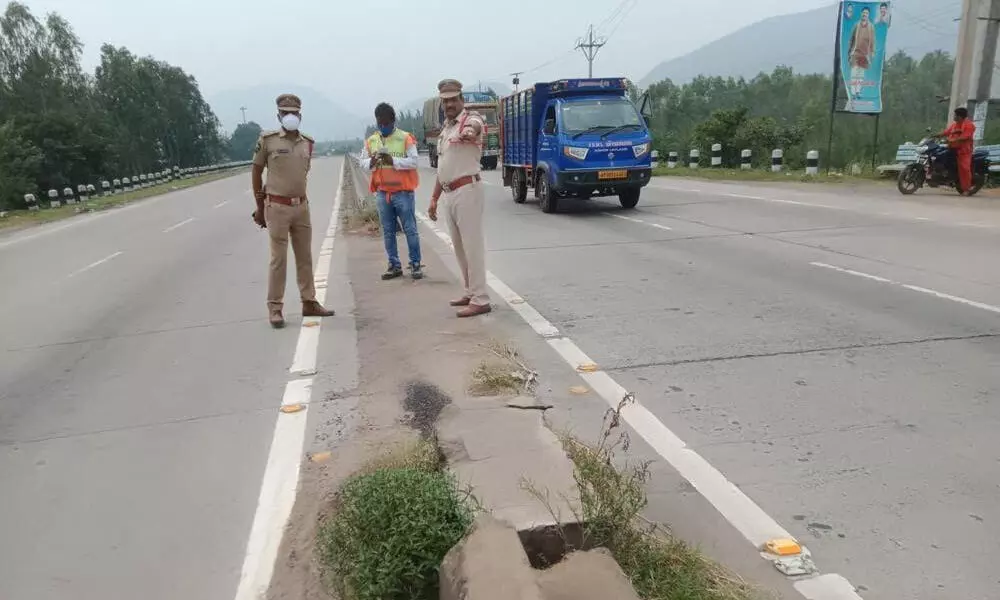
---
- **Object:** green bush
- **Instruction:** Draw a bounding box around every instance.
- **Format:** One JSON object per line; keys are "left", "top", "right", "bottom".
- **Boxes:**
{"left": 319, "top": 467, "right": 475, "bottom": 600}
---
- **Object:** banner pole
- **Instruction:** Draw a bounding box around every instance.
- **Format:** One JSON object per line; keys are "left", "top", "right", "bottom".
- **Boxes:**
{"left": 871, "top": 113, "right": 880, "bottom": 174}
{"left": 827, "top": 2, "right": 844, "bottom": 174}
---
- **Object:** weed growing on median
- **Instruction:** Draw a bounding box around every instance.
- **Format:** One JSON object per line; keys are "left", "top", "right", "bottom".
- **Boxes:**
{"left": 317, "top": 439, "right": 475, "bottom": 600}
{"left": 559, "top": 394, "right": 769, "bottom": 600}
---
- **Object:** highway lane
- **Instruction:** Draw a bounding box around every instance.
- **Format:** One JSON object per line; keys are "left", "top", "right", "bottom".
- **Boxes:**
{"left": 0, "top": 159, "right": 343, "bottom": 600}
{"left": 416, "top": 159, "right": 1000, "bottom": 599}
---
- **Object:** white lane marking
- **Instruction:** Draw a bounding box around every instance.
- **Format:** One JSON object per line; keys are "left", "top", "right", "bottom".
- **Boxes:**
{"left": 67, "top": 251, "right": 123, "bottom": 278}
{"left": 915, "top": 217, "right": 932, "bottom": 221}
{"left": 233, "top": 377, "right": 313, "bottom": 600}
{"left": 416, "top": 210, "right": 859, "bottom": 599}
{"left": 213, "top": 200, "right": 230, "bottom": 209}
{"left": 811, "top": 261, "right": 1000, "bottom": 314}
{"left": 234, "top": 160, "right": 346, "bottom": 600}
{"left": 795, "top": 574, "right": 864, "bottom": 600}
{"left": 604, "top": 212, "right": 673, "bottom": 231}
{"left": 726, "top": 192, "right": 766, "bottom": 200}
{"left": 162, "top": 217, "right": 195, "bottom": 233}
{"left": 0, "top": 214, "right": 108, "bottom": 250}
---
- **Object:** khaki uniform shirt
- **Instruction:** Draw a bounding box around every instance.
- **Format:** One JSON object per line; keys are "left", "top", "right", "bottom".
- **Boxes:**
{"left": 437, "top": 109, "right": 484, "bottom": 185}
{"left": 252, "top": 130, "right": 314, "bottom": 198}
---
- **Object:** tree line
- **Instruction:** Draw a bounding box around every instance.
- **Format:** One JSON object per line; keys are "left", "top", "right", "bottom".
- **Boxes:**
{"left": 645, "top": 50, "right": 967, "bottom": 171}
{"left": 363, "top": 109, "right": 425, "bottom": 144}
{"left": 0, "top": 2, "right": 225, "bottom": 210}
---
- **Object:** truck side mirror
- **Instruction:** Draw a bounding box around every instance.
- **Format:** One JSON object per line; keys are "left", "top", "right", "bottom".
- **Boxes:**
{"left": 639, "top": 92, "right": 652, "bottom": 121}
{"left": 544, "top": 119, "right": 556, "bottom": 135}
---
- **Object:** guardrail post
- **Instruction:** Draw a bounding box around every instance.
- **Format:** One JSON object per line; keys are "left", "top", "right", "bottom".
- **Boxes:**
{"left": 667, "top": 151, "right": 678, "bottom": 169}
{"left": 689, "top": 149, "right": 700, "bottom": 169}
{"left": 48, "top": 189, "right": 60, "bottom": 208}
{"left": 77, "top": 184, "right": 88, "bottom": 203}
{"left": 102, "top": 181, "right": 111, "bottom": 197}
{"left": 63, "top": 187, "right": 76, "bottom": 205}
{"left": 806, "top": 150, "right": 819, "bottom": 176}
{"left": 24, "top": 193, "right": 38, "bottom": 211}
{"left": 771, "top": 149, "right": 784, "bottom": 173}
{"left": 711, "top": 143, "right": 722, "bottom": 167}
{"left": 741, "top": 149, "right": 752, "bottom": 170}
{"left": 651, "top": 150, "right": 660, "bottom": 169}
{"left": 113, "top": 178, "right": 122, "bottom": 194}
{"left": 86, "top": 184, "right": 96, "bottom": 200}
{"left": 123, "top": 177, "right": 132, "bottom": 192}
{"left": 139, "top": 174, "right": 148, "bottom": 188}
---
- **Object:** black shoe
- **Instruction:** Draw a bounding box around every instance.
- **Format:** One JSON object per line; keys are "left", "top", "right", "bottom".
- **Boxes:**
{"left": 381, "top": 266, "right": 403, "bottom": 280}
{"left": 410, "top": 264, "right": 424, "bottom": 280}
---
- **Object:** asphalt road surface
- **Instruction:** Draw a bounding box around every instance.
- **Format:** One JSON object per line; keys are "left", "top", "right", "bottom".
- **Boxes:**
{"left": 414, "top": 158, "right": 999, "bottom": 599}
{"left": 0, "top": 159, "right": 343, "bottom": 600}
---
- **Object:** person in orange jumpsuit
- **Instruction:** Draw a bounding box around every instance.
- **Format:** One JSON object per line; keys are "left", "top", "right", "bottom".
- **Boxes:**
{"left": 938, "top": 107, "right": 976, "bottom": 194}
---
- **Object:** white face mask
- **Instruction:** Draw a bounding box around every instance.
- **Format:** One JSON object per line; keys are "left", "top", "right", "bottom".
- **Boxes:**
{"left": 280, "top": 113, "right": 300, "bottom": 131}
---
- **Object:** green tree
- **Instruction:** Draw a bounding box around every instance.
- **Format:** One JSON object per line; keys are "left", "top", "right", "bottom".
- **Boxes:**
{"left": 0, "top": 121, "right": 43, "bottom": 209}
{"left": 228, "top": 121, "right": 262, "bottom": 161}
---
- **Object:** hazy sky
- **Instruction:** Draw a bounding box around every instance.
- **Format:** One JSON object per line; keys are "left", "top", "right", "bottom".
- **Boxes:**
{"left": 18, "top": 0, "right": 833, "bottom": 116}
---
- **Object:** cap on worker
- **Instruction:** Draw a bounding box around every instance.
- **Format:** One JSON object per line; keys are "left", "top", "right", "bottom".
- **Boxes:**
{"left": 276, "top": 93, "right": 302, "bottom": 113}
{"left": 438, "top": 79, "right": 463, "bottom": 99}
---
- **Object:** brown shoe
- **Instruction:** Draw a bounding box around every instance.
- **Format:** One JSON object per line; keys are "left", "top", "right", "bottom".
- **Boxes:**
{"left": 457, "top": 303, "right": 492, "bottom": 318}
{"left": 302, "top": 300, "right": 334, "bottom": 317}
{"left": 450, "top": 297, "right": 472, "bottom": 307}
{"left": 269, "top": 307, "right": 285, "bottom": 329}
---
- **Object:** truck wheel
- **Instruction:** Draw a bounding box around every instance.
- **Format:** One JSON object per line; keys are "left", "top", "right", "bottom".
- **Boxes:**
{"left": 511, "top": 169, "right": 528, "bottom": 204}
{"left": 539, "top": 175, "right": 559, "bottom": 213}
{"left": 619, "top": 188, "right": 640, "bottom": 209}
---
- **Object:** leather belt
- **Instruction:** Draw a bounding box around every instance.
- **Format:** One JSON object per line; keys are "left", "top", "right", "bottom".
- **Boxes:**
{"left": 440, "top": 174, "right": 481, "bottom": 193}
{"left": 267, "top": 194, "right": 306, "bottom": 206}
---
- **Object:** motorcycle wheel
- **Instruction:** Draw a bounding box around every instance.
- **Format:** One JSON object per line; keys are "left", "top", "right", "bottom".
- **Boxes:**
{"left": 897, "top": 164, "right": 923, "bottom": 195}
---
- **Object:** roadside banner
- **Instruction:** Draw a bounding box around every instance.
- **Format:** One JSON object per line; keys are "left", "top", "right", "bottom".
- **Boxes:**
{"left": 837, "top": 1, "right": 892, "bottom": 113}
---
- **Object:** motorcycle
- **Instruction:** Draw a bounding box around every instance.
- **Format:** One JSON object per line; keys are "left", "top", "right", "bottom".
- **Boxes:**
{"left": 897, "top": 133, "right": 990, "bottom": 196}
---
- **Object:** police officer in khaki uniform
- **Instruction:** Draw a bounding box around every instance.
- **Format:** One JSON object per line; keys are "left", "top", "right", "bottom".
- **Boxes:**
{"left": 428, "top": 79, "right": 491, "bottom": 318}
{"left": 252, "top": 93, "right": 334, "bottom": 328}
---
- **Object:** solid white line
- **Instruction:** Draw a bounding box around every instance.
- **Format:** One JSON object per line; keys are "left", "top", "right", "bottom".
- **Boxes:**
{"left": 416, "top": 209, "right": 860, "bottom": 599}
{"left": 67, "top": 251, "right": 123, "bottom": 278}
{"left": 0, "top": 213, "right": 108, "bottom": 250}
{"left": 795, "top": 574, "right": 864, "bottom": 600}
{"left": 234, "top": 160, "right": 346, "bottom": 600}
{"left": 726, "top": 192, "right": 766, "bottom": 200}
{"left": 233, "top": 377, "right": 313, "bottom": 600}
{"left": 213, "top": 200, "right": 230, "bottom": 208}
{"left": 812, "top": 261, "right": 1000, "bottom": 314}
{"left": 162, "top": 217, "right": 195, "bottom": 233}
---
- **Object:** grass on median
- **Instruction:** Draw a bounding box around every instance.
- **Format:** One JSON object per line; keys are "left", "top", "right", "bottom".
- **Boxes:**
{"left": 470, "top": 340, "right": 539, "bottom": 396}
{"left": 0, "top": 170, "right": 245, "bottom": 232}
{"left": 316, "top": 439, "right": 477, "bottom": 600}
{"left": 556, "top": 394, "right": 769, "bottom": 600}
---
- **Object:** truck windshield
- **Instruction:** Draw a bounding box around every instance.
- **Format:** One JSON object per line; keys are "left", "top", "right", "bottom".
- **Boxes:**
{"left": 560, "top": 99, "right": 640, "bottom": 134}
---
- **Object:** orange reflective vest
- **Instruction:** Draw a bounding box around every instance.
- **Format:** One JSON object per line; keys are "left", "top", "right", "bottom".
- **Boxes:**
{"left": 366, "top": 129, "right": 419, "bottom": 193}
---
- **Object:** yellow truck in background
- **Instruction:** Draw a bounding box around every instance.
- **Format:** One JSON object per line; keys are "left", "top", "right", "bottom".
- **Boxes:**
{"left": 422, "top": 91, "right": 500, "bottom": 170}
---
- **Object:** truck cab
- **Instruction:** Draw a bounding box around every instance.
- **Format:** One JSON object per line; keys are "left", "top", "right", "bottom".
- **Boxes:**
{"left": 423, "top": 92, "right": 501, "bottom": 170}
{"left": 500, "top": 78, "right": 653, "bottom": 213}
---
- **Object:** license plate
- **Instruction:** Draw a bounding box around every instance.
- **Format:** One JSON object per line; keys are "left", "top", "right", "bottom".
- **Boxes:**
{"left": 598, "top": 169, "right": 628, "bottom": 180}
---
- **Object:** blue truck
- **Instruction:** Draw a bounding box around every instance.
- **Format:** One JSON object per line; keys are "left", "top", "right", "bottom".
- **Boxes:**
{"left": 500, "top": 78, "right": 653, "bottom": 213}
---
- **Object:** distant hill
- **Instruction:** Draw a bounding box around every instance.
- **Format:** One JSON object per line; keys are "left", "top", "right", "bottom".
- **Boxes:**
{"left": 209, "top": 84, "right": 368, "bottom": 141}
{"left": 639, "top": 0, "right": 958, "bottom": 88}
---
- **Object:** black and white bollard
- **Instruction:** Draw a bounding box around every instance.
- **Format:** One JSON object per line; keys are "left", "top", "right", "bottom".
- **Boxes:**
{"left": 771, "top": 149, "right": 784, "bottom": 173}
{"left": 102, "top": 181, "right": 111, "bottom": 197}
{"left": 77, "top": 184, "right": 88, "bottom": 203}
{"left": 122, "top": 177, "right": 132, "bottom": 192}
{"left": 689, "top": 149, "right": 700, "bottom": 169}
{"left": 63, "top": 187, "right": 76, "bottom": 205}
{"left": 173, "top": 166, "right": 180, "bottom": 180}
{"left": 147, "top": 173, "right": 155, "bottom": 186}
{"left": 24, "top": 193, "right": 38, "bottom": 211}
{"left": 806, "top": 150, "right": 819, "bottom": 176}
{"left": 48, "top": 189, "right": 60, "bottom": 208}
{"left": 87, "top": 184, "right": 96, "bottom": 200}
{"left": 741, "top": 149, "right": 752, "bottom": 170}
{"left": 667, "top": 151, "right": 678, "bottom": 169}
{"left": 113, "top": 179, "right": 121, "bottom": 194}
{"left": 711, "top": 143, "right": 723, "bottom": 167}
{"left": 139, "top": 174, "right": 148, "bottom": 188}
{"left": 651, "top": 150, "right": 660, "bottom": 169}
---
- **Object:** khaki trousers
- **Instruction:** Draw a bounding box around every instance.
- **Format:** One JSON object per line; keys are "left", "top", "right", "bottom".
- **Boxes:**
{"left": 443, "top": 181, "right": 489, "bottom": 306}
{"left": 266, "top": 201, "right": 316, "bottom": 309}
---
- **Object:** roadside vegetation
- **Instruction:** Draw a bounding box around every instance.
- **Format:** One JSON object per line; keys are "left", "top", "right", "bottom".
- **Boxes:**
{"left": 316, "top": 439, "right": 476, "bottom": 600}
{"left": 653, "top": 165, "right": 888, "bottom": 185}
{"left": 556, "top": 395, "right": 768, "bottom": 600}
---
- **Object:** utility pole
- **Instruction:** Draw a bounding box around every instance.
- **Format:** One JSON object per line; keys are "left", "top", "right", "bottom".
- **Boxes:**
{"left": 949, "top": 0, "right": 979, "bottom": 119}
{"left": 511, "top": 71, "right": 523, "bottom": 92}
{"left": 971, "top": 0, "right": 1000, "bottom": 139}
{"left": 239, "top": 106, "right": 247, "bottom": 125}
{"left": 575, "top": 25, "right": 606, "bottom": 78}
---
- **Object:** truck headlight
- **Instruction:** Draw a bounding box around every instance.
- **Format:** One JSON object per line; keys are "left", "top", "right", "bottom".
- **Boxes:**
{"left": 632, "top": 143, "right": 650, "bottom": 157}
{"left": 564, "top": 146, "right": 589, "bottom": 160}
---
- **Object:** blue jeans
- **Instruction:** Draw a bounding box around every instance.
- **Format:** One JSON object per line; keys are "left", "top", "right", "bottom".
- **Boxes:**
{"left": 376, "top": 190, "right": 421, "bottom": 269}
